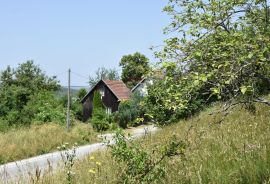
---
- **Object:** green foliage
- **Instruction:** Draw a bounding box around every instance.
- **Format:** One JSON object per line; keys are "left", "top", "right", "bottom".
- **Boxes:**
{"left": 0, "top": 61, "right": 60, "bottom": 127}
{"left": 93, "top": 91, "right": 103, "bottom": 109}
{"left": 70, "top": 88, "right": 87, "bottom": 121}
{"left": 145, "top": 68, "right": 205, "bottom": 124}
{"left": 119, "top": 52, "right": 150, "bottom": 88}
{"left": 0, "top": 119, "right": 9, "bottom": 132}
{"left": 71, "top": 101, "right": 83, "bottom": 121}
{"left": 91, "top": 108, "right": 112, "bottom": 132}
{"left": 114, "top": 93, "right": 145, "bottom": 128}
{"left": 23, "top": 91, "right": 66, "bottom": 124}
{"left": 91, "top": 91, "right": 112, "bottom": 131}
{"left": 58, "top": 143, "right": 78, "bottom": 184}
{"left": 89, "top": 67, "right": 119, "bottom": 87}
{"left": 146, "top": 0, "right": 270, "bottom": 124}
{"left": 77, "top": 88, "right": 87, "bottom": 100}
{"left": 109, "top": 130, "right": 186, "bottom": 183}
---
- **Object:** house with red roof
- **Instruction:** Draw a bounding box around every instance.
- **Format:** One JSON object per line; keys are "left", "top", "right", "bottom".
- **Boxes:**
{"left": 81, "top": 79, "right": 131, "bottom": 121}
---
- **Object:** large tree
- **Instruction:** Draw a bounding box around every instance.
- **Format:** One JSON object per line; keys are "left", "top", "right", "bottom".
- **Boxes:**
{"left": 161, "top": 0, "right": 270, "bottom": 103}
{"left": 146, "top": 0, "right": 270, "bottom": 123}
{"left": 119, "top": 52, "right": 150, "bottom": 88}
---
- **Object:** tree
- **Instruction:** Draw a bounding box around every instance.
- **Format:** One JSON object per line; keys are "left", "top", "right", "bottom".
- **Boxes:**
{"left": 0, "top": 60, "right": 60, "bottom": 126}
{"left": 0, "top": 66, "right": 14, "bottom": 87}
{"left": 92, "top": 91, "right": 104, "bottom": 109}
{"left": 91, "top": 91, "right": 111, "bottom": 131}
{"left": 145, "top": 0, "right": 270, "bottom": 123}
{"left": 89, "top": 67, "right": 119, "bottom": 87}
{"left": 77, "top": 88, "right": 87, "bottom": 100}
{"left": 119, "top": 52, "right": 150, "bottom": 88}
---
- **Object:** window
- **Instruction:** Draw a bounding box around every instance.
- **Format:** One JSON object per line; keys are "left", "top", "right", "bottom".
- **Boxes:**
{"left": 106, "top": 107, "right": 112, "bottom": 114}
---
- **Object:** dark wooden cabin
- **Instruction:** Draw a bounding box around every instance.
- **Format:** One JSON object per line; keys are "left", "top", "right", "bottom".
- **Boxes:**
{"left": 81, "top": 79, "right": 131, "bottom": 121}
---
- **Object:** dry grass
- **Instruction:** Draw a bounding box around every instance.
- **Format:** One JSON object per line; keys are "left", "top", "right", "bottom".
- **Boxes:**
{"left": 0, "top": 122, "right": 99, "bottom": 164}
{"left": 38, "top": 100, "right": 270, "bottom": 184}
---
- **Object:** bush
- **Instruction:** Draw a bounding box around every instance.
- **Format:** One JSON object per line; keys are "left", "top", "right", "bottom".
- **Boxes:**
{"left": 89, "top": 90, "right": 112, "bottom": 131}
{"left": 145, "top": 73, "right": 207, "bottom": 125}
{"left": 0, "top": 61, "right": 60, "bottom": 127}
{"left": 114, "top": 93, "right": 146, "bottom": 128}
{"left": 91, "top": 108, "right": 112, "bottom": 132}
{"left": 93, "top": 91, "right": 103, "bottom": 109}
{"left": 71, "top": 88, "right": 87, "bottom": 121}
{"left": 0, "top": 119, "right": 9, "bottom": 132}
{"left": 23, "top": 91, "right": 66, "bottom": 124}
{"left": 72, "top": 101, "right": 83, "bottom": 121}
{"left": 109, "top": 130, "right": 186, "bottom": 183}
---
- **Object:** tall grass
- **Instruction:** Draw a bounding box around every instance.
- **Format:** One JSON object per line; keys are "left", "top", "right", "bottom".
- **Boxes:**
{"left": 38, "top": 101, "right": 270, "bottom": 184}
{"left": 0, "top": 122, "right": 98, "bottom": 164}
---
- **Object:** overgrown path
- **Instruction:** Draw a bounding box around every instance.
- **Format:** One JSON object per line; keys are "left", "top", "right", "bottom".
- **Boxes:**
{"left": 0, "top": 125, "right": 158, "bottom": 183}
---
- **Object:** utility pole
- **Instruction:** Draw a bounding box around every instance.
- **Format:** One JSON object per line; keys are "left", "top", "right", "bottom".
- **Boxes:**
{"left": 66, "top": 68, "right": 71, "bottom": 131}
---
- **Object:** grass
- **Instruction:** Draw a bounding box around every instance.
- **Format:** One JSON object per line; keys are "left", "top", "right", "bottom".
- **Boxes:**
{"left": 38, "top": 100, "right": 270, "bottom": 184}
{"left": 0, "top": 122, "right": 99, "bottom": 164}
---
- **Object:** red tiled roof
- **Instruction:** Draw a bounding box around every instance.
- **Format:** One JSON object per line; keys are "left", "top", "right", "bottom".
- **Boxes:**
{"left": 103, "top": 80, "right": 131, "bottom": 100}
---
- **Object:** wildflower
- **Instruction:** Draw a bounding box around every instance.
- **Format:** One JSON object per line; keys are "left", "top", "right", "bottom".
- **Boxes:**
{"left": 89, "top": 156, "right": 95, "bottom": 161}
{"left": 88, "top": 169, "right": 96, "bottom": 174}
{"left": 96, "top": 161, "right": 101, "bottom": 166}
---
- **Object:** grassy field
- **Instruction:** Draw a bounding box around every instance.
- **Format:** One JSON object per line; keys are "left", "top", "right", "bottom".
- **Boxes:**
{"left": 0, "top": 122, "right": 99, "bottom": 164}
{"left": 38, "top": 100, "right": 270, "bottom": 184}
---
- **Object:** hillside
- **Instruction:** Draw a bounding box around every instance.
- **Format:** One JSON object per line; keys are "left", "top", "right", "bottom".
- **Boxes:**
{"left": 38, "top": 98, "right": 270, "bottom": 184}
{"left": 55, "top": 87, "right": 88, "bottom": 98}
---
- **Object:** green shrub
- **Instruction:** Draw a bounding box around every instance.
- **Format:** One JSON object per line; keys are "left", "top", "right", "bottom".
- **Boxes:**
{"left": 0, "top": 61, "right": 60, "bottom": 127}
{"left": 71, "top": 88, "right": 87, "bottom": 121}
{"left": 109, "top": 130, "right": 186, "bottom": 183}
{"left": 114, "top": 93, "right": 146, "bottom": 128}
{"left": 91, "top": 108, "right": 111, "bottom": 132}
{"left": 93, "top": 91, "right": 103, "bottom": 109}
{"left": 72, "top": 101, "right": 83, "bottom": 121}
{"left": 90, "top": 90, "right": 111, "bottom": 131}
{"left": 145, "top": 73, "right": 207, "bottom": 125}
{"left": 0, "top": 119, "right": 9, "bottom": 132}
{"left": 23, "top": 91, "right": 66, "bottom": 124}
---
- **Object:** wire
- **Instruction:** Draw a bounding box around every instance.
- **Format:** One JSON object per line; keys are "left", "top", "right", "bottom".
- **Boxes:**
{"left": 70, "top": 71, "right": 89, "bottom": 80}
{"left": 54, "top": 71, "right": 68, "bottom": 77}
{"left": 61, "top": 85, "right": 89, "bottom": 88}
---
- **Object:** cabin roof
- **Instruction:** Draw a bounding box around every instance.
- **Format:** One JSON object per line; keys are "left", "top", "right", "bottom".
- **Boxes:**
{"left": 103, "top": 80, "right": 130, "bottom": 100}
{"left": 81, "top": 79, "right": 130, "bottom": 102}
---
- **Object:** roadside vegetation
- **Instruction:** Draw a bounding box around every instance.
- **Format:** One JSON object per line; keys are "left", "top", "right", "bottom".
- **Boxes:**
{"left": 38, "top": 0, "right": 270, "bottom": 183}
{"left": 0, "top": 122, "right": 98, "bottom": 164}
{"left": 36, "top": 100, "right": 270, "bottom": 184}
{"left": 1, "top": 0, "right": 270, "bottom": 183}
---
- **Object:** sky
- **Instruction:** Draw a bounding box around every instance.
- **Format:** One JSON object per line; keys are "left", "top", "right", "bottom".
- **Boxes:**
{"left": 0, "top": 0, "right": 170, "bottom": 87}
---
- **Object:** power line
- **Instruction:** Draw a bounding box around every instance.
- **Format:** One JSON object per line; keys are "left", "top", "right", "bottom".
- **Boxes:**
{"left": 54, "top": 70, "right": 68, "bottom": 77}
{"left": 70, "top": 71, "right": 89, "bottom": 80}
{"left": 61, "top": 85, "right": 89, "bottom": 88}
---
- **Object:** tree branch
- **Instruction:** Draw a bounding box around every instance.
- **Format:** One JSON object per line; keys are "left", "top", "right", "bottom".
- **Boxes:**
{"left": 254, "top": 97, "right": 270, "bottom": 106}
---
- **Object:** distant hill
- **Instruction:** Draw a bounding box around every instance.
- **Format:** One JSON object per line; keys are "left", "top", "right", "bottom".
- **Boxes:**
{"left": 55, "top": 86, "right": 90, "bottom": 98}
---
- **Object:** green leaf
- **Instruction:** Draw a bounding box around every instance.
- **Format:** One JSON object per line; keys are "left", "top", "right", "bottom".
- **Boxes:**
{"left": 225, "top": 80, "right": 230, "bottom": 85}
{"left": 247, "top": 53, "right": 253, "bottom": 59}
{"left": 201, "top": 76, "right": 207, "bottom": 82}
{"left": 193, "top": 80, "right": 200, "bottom": 86}
{"left": 240, "top": 86, "right": 247, "bottom": 94}
{"left": 211, "top": 87, "right": 220, "bottom": 94}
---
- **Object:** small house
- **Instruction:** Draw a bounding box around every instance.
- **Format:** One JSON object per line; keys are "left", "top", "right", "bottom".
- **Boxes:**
{"left": 81, "top": 79, "right": 131, "bottom": 121}
{"left": 131, "top": 78, "right": 153, "bottom": 97}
